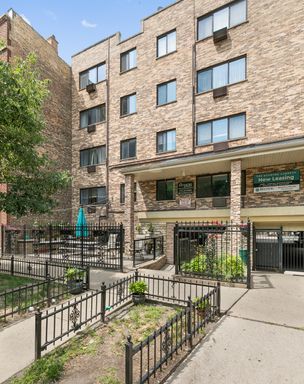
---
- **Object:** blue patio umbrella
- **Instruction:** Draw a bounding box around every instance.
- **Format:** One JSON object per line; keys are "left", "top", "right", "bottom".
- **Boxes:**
{"left": 76, "top": 207, "right": 88, "bottom": 238}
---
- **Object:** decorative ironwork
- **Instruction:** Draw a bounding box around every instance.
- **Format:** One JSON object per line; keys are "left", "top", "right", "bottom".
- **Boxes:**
{"left": 69, "top": 304, "right": 80, "bottom": 330}
{"left": 161, "top": 328, "right": 172, "bottom": 354}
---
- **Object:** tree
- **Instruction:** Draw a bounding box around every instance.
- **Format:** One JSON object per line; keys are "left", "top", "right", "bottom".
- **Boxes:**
{"left": 0, "top": 52, "right": 70, "bottom": 217}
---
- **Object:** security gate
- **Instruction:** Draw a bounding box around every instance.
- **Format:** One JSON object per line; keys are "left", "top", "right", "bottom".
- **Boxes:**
{"left": 254, "top": 227, "right": 304, "bottom": 272}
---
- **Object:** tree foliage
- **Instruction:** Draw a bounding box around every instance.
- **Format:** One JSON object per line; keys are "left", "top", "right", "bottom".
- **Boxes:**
{"left": 0, "top": 53, "right": 70, "bottom": 217}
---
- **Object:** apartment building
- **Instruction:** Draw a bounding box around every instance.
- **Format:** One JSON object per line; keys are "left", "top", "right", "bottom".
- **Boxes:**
{"left": 0, "top": 9, "right": 72, "bottom": 225}
{"left": 71, "top": 0, "right": 304, "bottom": 257}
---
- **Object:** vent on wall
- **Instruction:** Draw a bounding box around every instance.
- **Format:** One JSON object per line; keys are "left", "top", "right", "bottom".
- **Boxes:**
{"left": 213, "top": 141, "right": 229, "bottom": 152}
{"left": 212, "top": 197, "right": 228, "bottom": 208}
{"left": 213, "top": 86, "right": 228, "bottom": 98}
{"left": 87, "top": 124, "right": 96, "bottom": 133}
{"left": 86, "top": 83, "right": 96, "bottom": 93}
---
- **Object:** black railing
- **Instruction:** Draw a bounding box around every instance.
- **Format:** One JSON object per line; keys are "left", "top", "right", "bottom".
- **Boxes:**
{"left": 34, "top": 271, "right": 217, "bottom": 359}
{"left": 0, "top": 256, "right": 78, "bottom": 279}
{"left": 133, "top": 236, "right": 164, "bottom": 267}
{"left": 174, "top": 221, "right": 251, "bottom": 288}
{"left": 125, "top": 286, "right": 219, "bottom": 384}
{"left": 0, "top": 269, "right": 88, "bottom": 321}
{"left": 1, "top": 223, "right": 124, "bottom": 271}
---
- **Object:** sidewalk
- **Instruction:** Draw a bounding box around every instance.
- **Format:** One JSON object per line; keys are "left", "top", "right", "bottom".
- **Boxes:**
{"left": 167, "top": 273, "right": 304, "bottom": 384}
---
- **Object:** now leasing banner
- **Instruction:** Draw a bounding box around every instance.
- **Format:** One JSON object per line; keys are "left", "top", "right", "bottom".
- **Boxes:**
{"left": 253, "top": 170, "right": 301, "bottom": 193}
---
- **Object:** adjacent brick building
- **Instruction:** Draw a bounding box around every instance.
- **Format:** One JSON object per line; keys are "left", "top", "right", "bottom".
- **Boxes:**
{"left": 71, "top": 0, "right": 304, "bottom": 256}
{"left": 0, "top": 9, "right": 72, "bottom": 225}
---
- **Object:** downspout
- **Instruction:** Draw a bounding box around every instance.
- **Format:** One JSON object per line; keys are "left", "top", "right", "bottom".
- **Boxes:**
{"left": 191, "top": 0, "right": 197, "bottom": 154}
{"left": 105, "top": 38, "right": 110, "bottom": 219}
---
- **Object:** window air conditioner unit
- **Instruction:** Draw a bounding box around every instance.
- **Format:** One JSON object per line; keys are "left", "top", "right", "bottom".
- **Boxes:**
{"left": 86, "top": 83, "right": 96, "bottom": 93}
{"left": 87, "top": 206, "right": 96, "bottom": 214}
{"left": 212, "top": 197, "right": 228, "bottom": 208}
{"left": 213, "top": 86, "right": 228, "bottom": 98}
{"left": 87, "top": 124, "right": 96, "bottom": 133}
{"left": 213, "top": 141, "right": 229, "bottom": 152}
{"left": 87, "top": 165, "right": 96, "bottom": 173}
{"left": 213, "top": 27, "right": 228, "bottom": 43}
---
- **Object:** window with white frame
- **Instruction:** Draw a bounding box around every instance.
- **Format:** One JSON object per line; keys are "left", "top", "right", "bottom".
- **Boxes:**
{"left": 157, "top": 30, "right": 176, "bottom": 58}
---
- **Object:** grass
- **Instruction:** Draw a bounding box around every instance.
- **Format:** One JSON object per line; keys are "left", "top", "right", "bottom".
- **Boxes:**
{"left": 11, "top": 329, "right": 103, "bottom": 384}
{"left": 0, "top": 274, "right": 38, "bottom": 293}
{"left": 98, "top": 368, "right": 121, "bottom": 384}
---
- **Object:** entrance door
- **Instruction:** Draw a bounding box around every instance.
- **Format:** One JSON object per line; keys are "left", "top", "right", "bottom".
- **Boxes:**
{"left": 254, "top": 228, "right": 304, "bottom": 272}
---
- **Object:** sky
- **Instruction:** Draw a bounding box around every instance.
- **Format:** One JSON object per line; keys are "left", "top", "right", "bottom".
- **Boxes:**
{"left": 0, "top": 0, "right": 175, "bottom": 63}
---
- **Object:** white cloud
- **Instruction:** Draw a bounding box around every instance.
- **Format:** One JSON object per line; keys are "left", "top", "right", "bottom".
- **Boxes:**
{"left": 20, "top": 14, "right": 31, "bottom": 25}
{"left": 81, "top": 19, "right": 97, "bottom": 28}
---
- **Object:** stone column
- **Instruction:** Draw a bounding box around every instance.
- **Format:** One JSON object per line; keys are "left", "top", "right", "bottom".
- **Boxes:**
{"left": 124, "top": 174, "right": 135, "bottom": 258}
{"left": 230, "top": 159, "right": 242, "bottom": 224}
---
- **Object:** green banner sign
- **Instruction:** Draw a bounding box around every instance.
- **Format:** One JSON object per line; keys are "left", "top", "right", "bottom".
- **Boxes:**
{"left": 253, "top": 170, "right": 300, "bottom": 193}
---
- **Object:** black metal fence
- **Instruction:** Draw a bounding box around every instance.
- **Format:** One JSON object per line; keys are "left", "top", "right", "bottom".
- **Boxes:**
{"left": 0, "top": 269, "right": 88, "bottom": 321}
{"left": 0, "top": 256, "right": 78, "bottom": 279}
{"left": 174, "top": 221, "right": 251, "bottom": 288}
{"left": 1, "top": 223, "right": 124, "bottom": 270}
{"left": 125, "top": 286, "right": 219, "bottom": 384}
{"left": 253, "top": 227, "right": 304, "bottom": 272}
{"left": 133, "top": 236, "right": 164, "bottom": 267}
{"left": 34, "top": 271, "right": 217, "bottom": 359}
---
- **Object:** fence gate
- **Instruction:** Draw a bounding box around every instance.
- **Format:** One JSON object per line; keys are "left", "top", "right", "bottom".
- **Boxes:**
{"left": 254, "top": 227, "right": 304, "bottom": 272}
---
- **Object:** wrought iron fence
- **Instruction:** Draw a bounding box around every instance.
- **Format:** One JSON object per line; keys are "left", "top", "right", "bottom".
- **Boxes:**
{"left": 34, "top": 271, "right": 217, "bottom": 359}
{"left": 174, "top": 221, "right": 251, "bottom": 288}
{"left": 1, "top": 223, "right": 124, "bottom": 270}
{"left": 133, "top": 236, "right": 164, "bottom": 267}
{"left": 0, "top": 269, "right": 88, "bottom": 321}
{"left": 0, "top": 256, "right": 78, "bottom": 279}
{"left": 125, "top": 286, "right": 219, "bottom": 384}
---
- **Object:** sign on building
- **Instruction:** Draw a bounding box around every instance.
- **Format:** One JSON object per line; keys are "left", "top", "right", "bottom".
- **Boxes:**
{"left": 253, "top": 170, "right": 300, "bottom": 193}
{"left": 177, "top": 182, "right": 193, "bottom": 196}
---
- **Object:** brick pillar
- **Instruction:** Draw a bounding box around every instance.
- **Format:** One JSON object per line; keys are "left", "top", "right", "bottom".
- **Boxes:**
{"left": 0, "top": 184, "right": 7, "bottom": 226}
{"left": 230, "top": 160, "right": 242, "bottom": 224}
{"left": 124, "top": 174, "right": 135, "bottom": 258}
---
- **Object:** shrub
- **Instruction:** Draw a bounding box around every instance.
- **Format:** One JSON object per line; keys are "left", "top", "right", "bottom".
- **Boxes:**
{"left": 219, "top": 255, "right": 245, "bottom": 280}
{"left": 65, "top": 267, "right": 85, "bottom": 281}
{"left": 129, "top": 281, "right": 148, "bottom": 295}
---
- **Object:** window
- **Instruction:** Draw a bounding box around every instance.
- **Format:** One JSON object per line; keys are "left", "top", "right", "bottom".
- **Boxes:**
{"left": 157, "top": 30, "right": 176, "bottom": 58}
{"left": 157, "top": 80, "right": 176, "bottom": 106}
{"left": 197, "top": 174, "right": 230, "bottom": 198}
{"left": 156, "top": 179, "right": 175, "bottom": 201}
{"left": 79, "top": 63, "right": 106, "bottom": 89}
{"left": 80, "top": 105, "right": 106, "bottom": 128}
{"left": 120, "top": 182, "right": 136, "bottom": 204}
{"left": 197, "top": 56, "right": 246, "bottom": 93}
{"left": 157, "top": 130, "right": 176, "bottom": 153}
{"left": 121, "top": 93, "right": 136, "bottom": 116}
{"left": 121, "top": 48, "right": 137, "bottom": 72}
{"left": 80, "top": 187, "right": 106, "bottom": 205}
{"left": 80, "top": 146, "right": 106, "bottom": 166}
{"left": 198, "top": 0, "right": 247, "bottom": 40}
{"left": 120, "top": 184, "right": 125, "bottom": 204}
{"left": 196, "top": 113, "right": 245, "bottom": 145}
{"left": 121, "top": 138, "right": 136, "bottom": 160}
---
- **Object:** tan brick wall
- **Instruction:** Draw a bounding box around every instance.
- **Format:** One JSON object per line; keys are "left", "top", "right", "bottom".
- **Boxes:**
{"left": 6, "top": 12, "right": 72, "bottom": 225}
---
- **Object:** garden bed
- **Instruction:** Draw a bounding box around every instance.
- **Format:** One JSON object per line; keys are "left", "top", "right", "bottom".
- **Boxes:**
{"left": 0, "top": 273, "right": 39, "bottom": 292}
{"left": 11, "top": 303, "right": 185, "bottom": 384}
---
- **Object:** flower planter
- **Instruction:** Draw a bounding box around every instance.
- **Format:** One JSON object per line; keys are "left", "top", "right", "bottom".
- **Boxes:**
{"left": 132, "top": 294, "right": 146, "bottom": 305}
{"left": 67, "top": 279, "right": 84, "bottom": 295}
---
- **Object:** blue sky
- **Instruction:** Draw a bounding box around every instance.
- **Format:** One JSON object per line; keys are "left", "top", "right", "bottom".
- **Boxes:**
{"left": 0, "top": 0, "right": 174, "bottom": 63}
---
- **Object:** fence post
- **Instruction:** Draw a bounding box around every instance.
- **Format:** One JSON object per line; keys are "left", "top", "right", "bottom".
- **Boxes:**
{"left": 81, "top": 226, "right": 84, "bottom": 268}
{"left": 247, "top": 220, "right": 252, "bottom": 289}
{"left": 86, "top": 266, "right": 90, "bottom": 290}
{"left": 216, "top": 282, "right": 221, "bottom": 316}
{"left": 46, "top": 275, "right": 51, "bottom": 307}
{"left": 187, "top": 297, "right": 193, "bottom": 350}
{"left": 119, "top": 223, "right": 124, "bottom": 272}
{"left": 153, "top": 237, "right": 156, "bottom": 260}
{"left": 125, "top": 335, "right": 133, "bottom": 384}
{"left": 1, "top": 224, "right": 4, "bottom": 257}
{"left": 135, "top": 268, "right": 139, "bottom": 281}
{"left": 100, "top": 282, "right": 106, "bottom": 323}
{"left": 11, "top": 256, "right": 14, "bottom": 276}
{"left": 174, "top": 223, "right": 179, "bottom": 275}
{"left": 45, "top": 260, "right": 49, "bottom": 279}
{"left": 49, "top": 224, "right": 53, "bottom": 261}
{"left": 35, "top": 308, "right": 42, "bottom": 360}
{"left": 23, "top": 224, "right": 26, "bottom": 258}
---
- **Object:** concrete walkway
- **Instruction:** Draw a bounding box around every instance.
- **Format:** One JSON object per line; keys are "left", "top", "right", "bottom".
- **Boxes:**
{"left": 167, "top": 273, "right": 304, "bottom": 384}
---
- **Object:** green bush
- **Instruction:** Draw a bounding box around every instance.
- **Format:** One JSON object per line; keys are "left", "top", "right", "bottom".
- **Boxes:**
{"left": 219, "top": 255, "right": 245, "bottom": 280}
{"left": 129, "top": 281, "right": 148, "bottom": 295}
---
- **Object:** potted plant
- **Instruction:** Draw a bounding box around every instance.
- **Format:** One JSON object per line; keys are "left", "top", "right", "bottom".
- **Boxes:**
{"left": 129, "top": 281, "right": 148, "bottom": 305}
{"left": 147, "top": 222, "right": 154, "bottom": 236}
{"left": 65, "top": 267, "right": 85, "bottom": 294}
{"left": 193, "top": 297, "right": 211, "bottom": 318}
